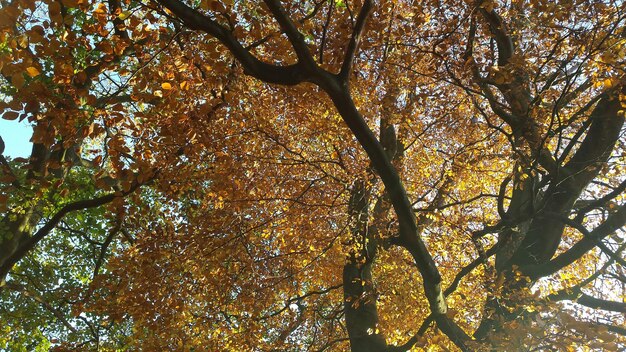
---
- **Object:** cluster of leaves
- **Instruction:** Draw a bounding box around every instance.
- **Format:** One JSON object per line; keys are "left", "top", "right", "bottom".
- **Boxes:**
{"left": 0, "top": 0, "right": 625, "bottom": 351}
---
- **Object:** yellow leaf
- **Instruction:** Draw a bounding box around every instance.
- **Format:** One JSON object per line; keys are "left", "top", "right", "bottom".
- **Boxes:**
{"left": 26, "top": 66, "right": 40, "bottom": 77}
{"left": 118, "top": 11, "right": 131, "bottom": 20}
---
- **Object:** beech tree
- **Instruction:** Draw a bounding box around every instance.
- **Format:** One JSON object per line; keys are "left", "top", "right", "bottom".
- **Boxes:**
{"left": 1, "top": 0, "right": 625, "bottom": 350}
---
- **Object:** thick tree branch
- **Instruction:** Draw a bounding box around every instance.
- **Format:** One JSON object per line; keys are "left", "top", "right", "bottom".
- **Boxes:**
{"left": 563, "top": 86, "right": 626, "bottom": 190}
{"left": 339, "top": 0, "right": 372, "bottom": 80}
{"left": 509, "top": 83, "right": 625, "bottom": 267}
{"left": 319, "top": 0, "right": 334, "bottom": 64}
{"left": 525, "top": 203, "right": 626, "bottom": 279}
{"left": 321, "top": 81, "right": 440, "bottom": 291}
{"left": 478, "top": 6, "right": 513, "bottom": 66}
{"left": 550, "top": 288, "right": 626, "bottom": 313}
{"left": 544, "top": 212, "right": 626, "bottom": 267}
{"left": 263, "top": 0, "right": 317, "bottom": 68}
{"left": 600, "top": 323, "right": 626, "bottom": 336}
{"left": 157, "top": 0, "right": 310, "bottom": 85}
{"left": 317, "top": 78, "right": 470, "bottom": 350}
{"left": 343, "top": 180, "right": 387, "bottom": 351}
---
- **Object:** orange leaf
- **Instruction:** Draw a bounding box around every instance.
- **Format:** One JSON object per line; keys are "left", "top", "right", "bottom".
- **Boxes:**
{"left": 26, "top": 66, "right": 40, "bottom": 77}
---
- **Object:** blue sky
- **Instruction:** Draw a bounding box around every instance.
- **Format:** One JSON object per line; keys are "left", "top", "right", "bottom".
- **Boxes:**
{"left": 0, "top": 118, "right": 33, "bottom": 158}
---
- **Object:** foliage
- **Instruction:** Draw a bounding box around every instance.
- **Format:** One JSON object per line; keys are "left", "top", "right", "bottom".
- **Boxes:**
{"left": 0, "top": 0, "right": 625, "bottom": 351}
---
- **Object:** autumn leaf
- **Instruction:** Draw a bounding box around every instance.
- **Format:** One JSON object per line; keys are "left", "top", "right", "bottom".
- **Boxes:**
{"left": 25, "top": 66, "right": 40, "bottom": 77}
{"left": 1, "top": 1, "right": 625, "bottom": 351}
{"left": 118, "top": 10, "right": 131, "bottom": 20}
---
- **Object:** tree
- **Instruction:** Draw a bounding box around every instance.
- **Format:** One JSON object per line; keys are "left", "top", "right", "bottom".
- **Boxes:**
{"left": 1, "top": 0, "right": 625, "bottom": 350}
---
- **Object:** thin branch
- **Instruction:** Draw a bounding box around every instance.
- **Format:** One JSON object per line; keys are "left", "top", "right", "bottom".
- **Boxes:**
{"left": 92, "top": 220, "right": 122, "bottom": 280}
{"left": 575, "top": 178, "right": 626, "bottom": 222}
{"left": 258, "top": 283, "right": 343, "bottom": 320}
{"left": 4, "top": 282, "right": 78, "bottom": 333}
{"left": 319, "top": 0, "right": 335, "bottom": 64}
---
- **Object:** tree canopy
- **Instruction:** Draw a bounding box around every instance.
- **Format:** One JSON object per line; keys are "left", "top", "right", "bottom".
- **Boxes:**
{"left": 0, "top": 0, "right": 625, "bottom": 350}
